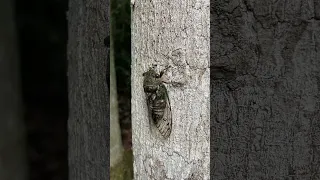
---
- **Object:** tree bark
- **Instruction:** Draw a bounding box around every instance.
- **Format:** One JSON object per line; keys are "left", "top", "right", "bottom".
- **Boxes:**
{"left": 211, "top": 0, "right": 320, "bottom": 179}
{"left": 0, "top": 0, "right": 27, "bottom": 179}
{"left": 131, "top": 0, "right": 210, "bottom": 179}
{"left": 67, "top": 0, "right": 109, "bottom": 179}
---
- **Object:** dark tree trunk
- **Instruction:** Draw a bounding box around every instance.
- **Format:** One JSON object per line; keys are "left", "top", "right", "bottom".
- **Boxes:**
{"left": 67, "top": 0, "right": 110, "bottom": 179}
{"left": 211, "top": 0, "right": 320, "bottom": 179}
{"left": 0, "top": 0, "right": 27, "bottom": 179}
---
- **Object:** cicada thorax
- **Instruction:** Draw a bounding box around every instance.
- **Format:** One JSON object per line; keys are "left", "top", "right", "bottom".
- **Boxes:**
{"left": 143, "top": 85, "right": 158, "bottom": 93}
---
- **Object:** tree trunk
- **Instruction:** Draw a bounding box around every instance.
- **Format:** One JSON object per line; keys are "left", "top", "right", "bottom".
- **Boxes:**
{"left": 0, "top": 0, "right": 27, "bottom": 179}
{"left": 110, "top": 23, "right": 124, "bottom": 167}
{"left": 131, "top": 0, "right": 210, "bottom": 179}
{"left": 67, "top": 0, "right": 109, "bottom": 179}
{"left": 211, "top": 0, "right": 320, "bottom": 179}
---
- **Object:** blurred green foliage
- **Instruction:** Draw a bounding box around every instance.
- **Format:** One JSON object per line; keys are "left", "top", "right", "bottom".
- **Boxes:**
{"left": 111, "top": 0, "right": 131, "bottom": 95}
{"left": 110, "top": 150, "right": 133, "bottom": 180}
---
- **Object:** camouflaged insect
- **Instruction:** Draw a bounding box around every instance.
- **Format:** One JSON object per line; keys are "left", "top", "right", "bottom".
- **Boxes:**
{"left": 143, "top": 67, "right": 172, "bottom": 138}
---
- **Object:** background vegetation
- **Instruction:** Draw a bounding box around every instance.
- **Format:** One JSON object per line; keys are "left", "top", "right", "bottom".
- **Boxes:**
{"left": 111, "top": 0, "right": 131, "bottom": 96}
{"left": 111, "top": 0, "right": 133, "bottom": 179}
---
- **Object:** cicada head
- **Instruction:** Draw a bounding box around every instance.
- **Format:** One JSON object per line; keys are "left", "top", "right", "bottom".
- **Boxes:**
{"left": 143, "top": 69, "right": 161, "bottom": 93}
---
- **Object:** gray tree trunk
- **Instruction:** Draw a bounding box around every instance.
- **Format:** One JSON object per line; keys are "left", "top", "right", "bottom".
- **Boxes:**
{"left": 110, "top": 25, "right": 124, "bottom": 167}
{"left": 67, "top": 0, "right": 110, "bottom": 179}
{"left": 0, "top": 0, "right": 27, "bottom": 179}
{"left": 131, "top": 0, "right": 210, "bottom": 179}
{"left": 211, "top": 0, "right": 320, "bottom": 179}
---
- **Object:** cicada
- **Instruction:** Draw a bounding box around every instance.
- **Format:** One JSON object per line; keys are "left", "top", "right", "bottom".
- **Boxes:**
{"left": 143, "top": 67, "right": 172, "bottom": 138}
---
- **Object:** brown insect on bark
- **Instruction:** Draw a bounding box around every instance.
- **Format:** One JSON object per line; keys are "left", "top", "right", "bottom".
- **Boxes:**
{"left": 143, "top": 66, "right": 172, "bottom": 138}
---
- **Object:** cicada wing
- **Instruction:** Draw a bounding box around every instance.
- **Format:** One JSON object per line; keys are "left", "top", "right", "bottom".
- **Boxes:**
{"left": 155, "top": 88, "right": 172, "bottom": 139}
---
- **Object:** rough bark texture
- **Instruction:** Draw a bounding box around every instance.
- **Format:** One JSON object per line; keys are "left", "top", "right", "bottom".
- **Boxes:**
{"left": 211, "top": 0, "right": 320, "bottom": 179}
{"left": 67, "top": 0, "right": 109, "bottom": 179}
{"left": 0, "top": 0, "right": 27, "bottom": 179}
{"left": 110, "top": 26, "right": 124, "bottom": 167}
{"left": 132, "top": 0, "right": 210, "bottom": 179}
